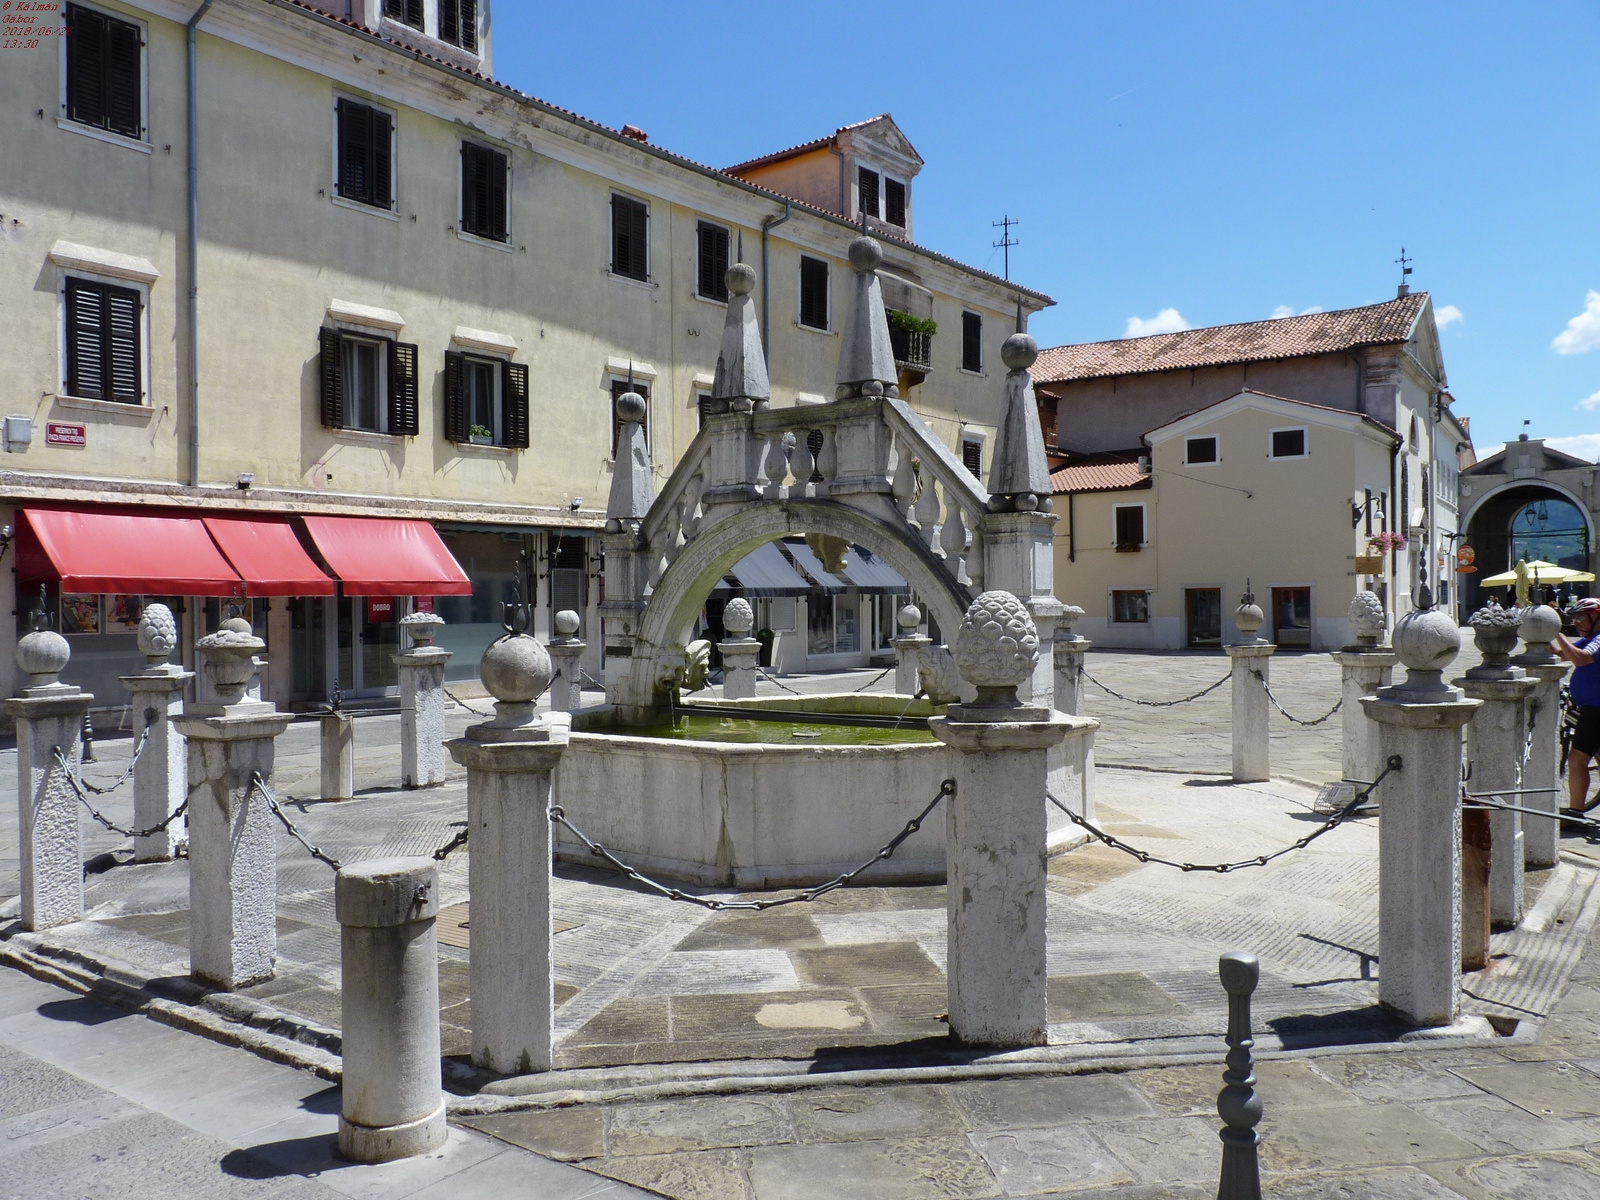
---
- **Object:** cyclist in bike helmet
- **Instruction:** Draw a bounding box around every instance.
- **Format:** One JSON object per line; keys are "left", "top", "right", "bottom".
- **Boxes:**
{"left": 1556, "top": 597, "right": 1600, "bottom": 817}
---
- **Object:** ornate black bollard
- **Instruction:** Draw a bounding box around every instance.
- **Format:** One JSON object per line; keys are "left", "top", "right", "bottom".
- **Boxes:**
{"left": 1216, "top": 951, "right": 1262, "bottom": 1200}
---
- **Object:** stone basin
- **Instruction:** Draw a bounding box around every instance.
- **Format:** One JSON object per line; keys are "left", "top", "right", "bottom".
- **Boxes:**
{"left": 557, "top": 694, "right": 1089, "bottom": 889}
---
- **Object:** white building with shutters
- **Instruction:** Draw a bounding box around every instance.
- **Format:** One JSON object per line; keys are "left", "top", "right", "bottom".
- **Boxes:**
{"left": 0, "top": 0, "right": 1051, "bottom": 711}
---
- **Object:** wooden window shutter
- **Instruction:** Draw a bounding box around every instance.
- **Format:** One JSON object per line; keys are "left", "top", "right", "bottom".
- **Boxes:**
{"left": 443, "top": 351, "right": 468, "bottom": 442}
{"left": 389, "top": 341, "right": 419, "bottom": 435}
{"left": 610, "top": 195, "right": 629, "bottom": 277}
{"left": 489, "top": 148, "right": 507, "bottom": 241}
{"left": 440, "top": 0, "right": 459, "bottom": 44}
{"left": 502, "top": 361, "right": 529, "bottom": 449}
{"left": 371, "top": 110, "right": 392, "bottom": 209}
{"left": 319, "top": 328, "right": 344, "bottom": 427}
{"left": 407, "top": 0, "right": 423, "bottom": 28}
{"left": 384, "top": 0, "right": 405, "bottom": 18}
{"left": 697, "top": 224, "right": 728, "bottom": 300}
{"left": 858, "top": 167, "right": 879, "bottom": 218}
{"left": 611, "top": 379, "right": 648, "bottom": 455}
{"left": 460, "top": 144, "right": 482, "bottom": 234}
{"left": 612, "top": 195, "right": 647, "bottom": 280}
{"left": 106, "top": 16, "right": 141, "bottom": 137}
{"left": 800, "top": 257, "right": 828, "bottom": 329}
{"left": 106, "top": 285, "right": 141, "bottom": 402}
{"left": 66, "top": 6, "right": 106, "bottom": 128}
{"left": 337, "top": 99, "right": 367, "bottom": 201}
{"left": 884, "top": 178, "right": 905, "bottom": 227}
{"left": 961, "top": 440, "right": 982, "bottom": 478}
{"left": 66, "top": 279, "right": 106, "bottom": 400}
{"left": 459, "top": 0, "right": 478, "bottom": 52}
{"left": 961, "top": 311, "right": 982, "bottom": 372}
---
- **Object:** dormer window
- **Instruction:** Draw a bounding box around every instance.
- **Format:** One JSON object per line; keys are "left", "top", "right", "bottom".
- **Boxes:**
{"left": 440, "top": 0, "right": 478, "bottom": 52}
{"left": 884, "top": 178, "right": 906, "bottom": 228}
{"left": 384, "top": 0, "right": 422, "bottom": 30}
{"left": 858, "top": 167, "right": 879, "bottom": 219}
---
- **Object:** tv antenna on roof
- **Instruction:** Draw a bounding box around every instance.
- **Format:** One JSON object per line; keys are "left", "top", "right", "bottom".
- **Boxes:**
{"left": 992, "top": 215, "right": 1019, "bottom": 280}
{"left": 1395, "top": 247, "right": 1413, "bottom": 296}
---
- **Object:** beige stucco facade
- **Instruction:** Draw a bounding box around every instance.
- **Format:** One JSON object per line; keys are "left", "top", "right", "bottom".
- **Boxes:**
{"left": 0, "top": 0, "right": 1048, "bottom": 706}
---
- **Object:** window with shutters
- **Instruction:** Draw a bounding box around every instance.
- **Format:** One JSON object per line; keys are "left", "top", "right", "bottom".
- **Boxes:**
{"left": 857, "top": 167, "right": 879, "bottom": 220}
{"left": 63, "top": 4, "right": 144, "bottom": 142}
{"left": 697, "top": 393, "right": 715, "bottom": 429}
{"left": 961, "top": 439, "right": 983, "bottom": 479}
{"left": 799, "top": 256, "right": 830, "bottom": 331}
{"left": 439, "top": 0, "right": 479, "bottom": 52}
{"left": 317, "top": 328, "right": 418, "bottom": 437}
{"left": 611, "top": 194, "right": 650, "bottom": 282}
{"left": 696, "top": 222, "right": 730, "bottom": 301}
{"left": 960, "top": 311, "right": 982, "bottom": 373}
{"left": 383, "top": 0, "right": 424, "bottom": 31}
{"left": 460, "top": 142, "right": 509, "bottom": 242}
{"left": 1113, "top": 504, "right": 1146, "bottom": 550}
{"left": 884, "top": 178, "right": 906, "bottom": 228}
{"left": 443, "top": 350, "right": 528, "bottom": 448}
{"left": 63, "top": 276, "right": 143, "bottom": 404}
{"left": 335, "top": 98, "right": 394, "bottom": 211}
{"left": 610, "top": 379, "right": 650, "bottom": 456}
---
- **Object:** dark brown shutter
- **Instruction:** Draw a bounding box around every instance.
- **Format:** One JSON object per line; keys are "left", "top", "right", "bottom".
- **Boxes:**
{"left": 337, "top": 99, "right": 366, "bottom": 200}
{"left": 612, "top": 196, "right": 649, "bottom": 280}
{"left": 319, "top": 328, "right": 343, "bottom": 428}
{"left": 371, "top": 109, "right": 392, "bottom": 209}
{"left": 106, "top": 285, "right": 141, "bottom": 402}
{"left": 502, "top": 361, "right": 529, "bottom": 449}
{"left": 384, "top": 0, "right": 405, "bottom": 17}
{"left": 961, "top": 311, "right": 982, "bottom": 372}
{"left": 106, "top": 16, "right": 140, "bottom": 137}
{"left": 443, "top": 350, "right": 468, "bottom": 442}
{"left": 961, "top": 440, "right": 982, "bottom": 478}
{"left": 800, "top": 257, "right": 828, "bottom": 329}
{"left": 407, "top": 0, "right": 423, "bottom": 27}
{"left": 884, "top": 178, "right": 905, "bottom": 227}
{"left": 440, "top": 0, "right": 459, "bottom": 43}
{"left": 858, "top": 167, "right": 879, "bottom": 218}
{"left": 697, "top": 223, "right": 728, "bottom": 300}
{"left": 459, "top": 0, "right": 477, "bottom": 52}
{"left": 66, "top": 279, "right": 106, "bottom": 400}
{"left": 389, "top": 341, "right": 418, "bottom": 435}
{"left": 460, "top": 144, "right": 481, "bottom": 234}
{"left": 66, "top": 5, "right": 106, "bottom": 128}
{"left": 488, "top": 148, "right": 507, "bottom": 240}
{"left": 611, "top": 380, "right": 648, "bottom": 454}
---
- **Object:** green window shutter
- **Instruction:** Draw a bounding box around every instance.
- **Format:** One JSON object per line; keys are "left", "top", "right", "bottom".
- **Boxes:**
{"left": 106, "top": 16, "right": 141, "bottom": 138}
{"left": 66, "top": 278, "right": 106, "bottom": 400}
{"left": 389, "top": 341, "right": 419, "bottom": 435}
{"left": 319, "top": 328, "right": 344, "bottom": 427}
{"left": 106, "top": 285, "right": 142, "bottom": 403}
{"left": 502, "top": 361, "right": 529, "bottom": 449}
{"left": 443, "top": 350, "right": 468, "bottom": 442}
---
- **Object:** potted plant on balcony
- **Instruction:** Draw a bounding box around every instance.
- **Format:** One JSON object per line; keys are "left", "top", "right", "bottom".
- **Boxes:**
{"left": 886, "top": 311, "right": 937, "bottom": 370}
{"left": 469, "top": 424, "right": 494, "bottom": 446}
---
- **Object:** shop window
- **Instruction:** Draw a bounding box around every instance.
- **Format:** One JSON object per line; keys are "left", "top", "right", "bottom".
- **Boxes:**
{"left": 1112, "top": 590, "right": 1150, "bottom": 624}
{"left": 1186, "top": 588, "right": 1222, "bottom": 646}
{"left": 1271, "top": 586, "right": 1312, "bottom": 647}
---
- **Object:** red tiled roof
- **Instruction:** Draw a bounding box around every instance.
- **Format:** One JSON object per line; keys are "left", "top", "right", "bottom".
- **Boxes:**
{"left": 1034, "top": 293, "right": 1429, "bottom": 384}
{"left": 723, "top": 114, "right": 919, "bottom": 174}
{"left": 1049, "top": 450, "right": 1151, "bottom": 495}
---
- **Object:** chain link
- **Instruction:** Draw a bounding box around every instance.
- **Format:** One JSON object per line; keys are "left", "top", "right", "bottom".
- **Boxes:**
{"left": 1079, "top": 666, "right": 1231, "bottom": 708}
{"left": 853, "top": 665, "right": 896, "bottom": 693}
{"left": 53, "top": 746, "right": 188, "bottom": 839}
{"left": 756, "top": 666, "right": 804, "bottom": 696}
{"left": 550, "top": 778, "right": 954, "bottom": 910}
{"left": 444, "top": 688, "right": 496, "bottom": 717}
{"left": 250, "top": 773, "right": 343, "bottom": 871}
{"left": 65, "top": 726, "right": 150, "bottom": 795}
{"left": 1252, "top": 672, "right": 1343, "bottom": 727}
{"left": 1047, "top": 757, "right": 1400, "bottom": 873}
{"left": 1465, "top": 791, "right": 1600, "bottom": 832}
{"left": 431, "top": 825, "right": 469, "bottom": 862}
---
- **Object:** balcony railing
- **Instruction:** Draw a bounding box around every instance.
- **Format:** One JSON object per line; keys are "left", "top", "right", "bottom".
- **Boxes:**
{"left": 889, "top": 326, "right": 932, "bottom": 373}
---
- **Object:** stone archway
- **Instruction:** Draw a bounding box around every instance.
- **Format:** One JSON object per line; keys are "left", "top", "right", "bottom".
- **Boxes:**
{"left": 1462, "top": 479, "right": 1594, "bottom": 612}
{"left": 619, "top": 498, "right": 972, "bottom": 712}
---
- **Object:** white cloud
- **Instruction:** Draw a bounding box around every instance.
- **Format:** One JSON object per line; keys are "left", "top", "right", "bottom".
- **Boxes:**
{"left": 1552, "top": 291, "right": 1600, "bottom": 355}
{"left": 1435, "top": 304, "right": 1464, "bottom": 329}
{"left": 1547, "top": 434, "right": 1600, "bottom": 463}
{"left": 1579, "top": 389, "right": 1600, "bottom": 411}
{"left": 1269, "top": 304, "right": 1324, "bottom": 320}
{"left": 1124, "top": 308, "right": 1190, "bottom": 338}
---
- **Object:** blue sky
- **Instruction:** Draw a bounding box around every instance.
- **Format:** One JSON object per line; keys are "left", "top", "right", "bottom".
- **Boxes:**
{"left": 491, "top": 1, "right": 1599, "bottom": 461}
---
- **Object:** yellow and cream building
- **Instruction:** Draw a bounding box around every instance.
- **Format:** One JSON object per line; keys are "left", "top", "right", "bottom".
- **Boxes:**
{"left": 0, "top": 0, "right": 1048, "bottom": 709}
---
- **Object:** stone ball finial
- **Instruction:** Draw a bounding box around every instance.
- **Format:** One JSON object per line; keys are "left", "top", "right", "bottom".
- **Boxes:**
{"left": 1347, "top": 590, "right": 1385, "bottom": 647}
{"left": 220, "top": 616, "right": 253, "bottom": 636}
{"left": 615, "top": 390, "right": 647, "bottom": 424}
{"left": 847, "top": 235, "right": 882, "bottom": 274}
{"left": 726, "top": 262, "right": 756, "bottom": 297}
{"left": 137, "top": 602, "right": 179, "bottom": 664}
{"left": 953, "top": 591, "right": 1040, "bottom": 703}
{"left": 1235, "top": 587, "right": 1266, "bottom": 642}
{"left": 1390, "top": 601, "right": 1461, "bottom": 695}
{"left": 1056, "top": 603, "right": 1086, "bottom": 642}
{"left": 400, "top": 610, "right": 445, "bottom": 647}
{"left": 16, "top": 621, "right": 71, "bottom": 690}
{"left": 1001, "top": 333, "right": 1039, "bottom": 372}
{"left": 1514, "top": 603, "right": 1562, "bottom": 665}
{"left": 479, "top": 633, "right": 553, "bottom": 705}
{"left": 554, "top": 609, "right": 581, "bottom": 638}
{"left": 896, "top": 603, "right": 922, "bottom": 633}
{"left": 722, "top": 597, "right": 754, "bottom": 637}
{"left": 196, "top": 626, "right": 266, "bottom": 706}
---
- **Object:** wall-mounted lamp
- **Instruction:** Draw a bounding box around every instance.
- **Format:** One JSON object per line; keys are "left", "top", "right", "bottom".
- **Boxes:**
{"left": 569, "top": 496, "right": 584, "bottom": 511}
{"left": 236, "top": 472, "right": 254, "bottom": 490}
{"left": 0, "top": 524, "right": 13, "bottom": 562}
{"left": 1351, "top": 497, "right": 1386, "bottom": 529}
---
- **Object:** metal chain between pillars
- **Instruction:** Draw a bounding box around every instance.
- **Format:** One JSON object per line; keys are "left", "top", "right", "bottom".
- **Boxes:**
{"left": 54, "top": 746, "right": 188, "bottom": 840}
{"left": 444, "top": 688, "right": 496, "bottom": 717}
{"left": 550, "top": 778, "right": 955, "bottom": 910}
{"left": 1465, "top": 791, "right": 1600, "bottom": 832}
{"left": 1216, "top": 951, "right": 1263, "bottom": 1200}
{"left": 58, "top": 727, "right": 149, "bottom": 795}
{"left": 756, "top": 665, "right": 804, "bottom": 696}
{"left": 852, "top": 665, "right": 895, "bottom": 693}
{"left": 1046, "top": 757, "right": 1401, "bottom": 873}
{"left": 1079, "top": 666, "right": 1231, "bottom": 708}
{"left": 250, "top": 772, "right": 344, "bottom": 871}
{"left": 1251, "top": 672, "right": 1343, "bottom": 727}
{"left": 430, "top": 825, "right": 469, "bottom": 862}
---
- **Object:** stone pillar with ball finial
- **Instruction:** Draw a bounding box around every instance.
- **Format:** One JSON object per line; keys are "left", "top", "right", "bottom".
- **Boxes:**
{"left": 1048, "top": 604, "right": 1098, "bottom": 828}
{"left": 395, "top": 610, "right": 451, "bottom": 788}
{"left": 1361, "top": 582, "right": 1481, "bottom": 1028}
{"left": 891, "top": 603, "right": 932, "bottom": 696}
{"left": 174, "top": 618, "right": 293, "bottom": 989}
{"left": 699, "top": 259, "right": 771, "bottom": 509}
{"left": 1052, "top": 605, "right": 1091, "bottom": 718}
{"left": 445, "top": 595, "right": 569, "bottom": 1074}
{"left": 1226, "top": 583, "right": 1275, "bottom": 783}
{"left": 598, "top": 380, "right": 655, "bottom": 706}
{"left": 1331, "top": 590, "right": 1397, "bottom": 786}
{"left": 1511, "top": 603, "right": 1569, "bottom": 869}
{"left": 119, "top": 603, "right": 194, "bottom": 861}
{"left": 930, "top": 591, "right": 1095, "bottom": 1047}
{"left": 3, "top": 600, "right": 94, "bottom": 931}
{"left": 980, "top": 331, "right": 1062, "bottom": 709}
{"left": 718, "top": 598, "right": 761, "bottom": 700}
{"left": 1456, "top": 601, "right": 1537, "bottom": 931}
{"left": 547, "top": 609, "right": 586, "bottom": 713}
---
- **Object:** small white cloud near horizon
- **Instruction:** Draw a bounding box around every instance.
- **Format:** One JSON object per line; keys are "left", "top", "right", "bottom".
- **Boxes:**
{"left": 1552, "top": 291, "right": 1600, "bottom": 355}
{"left": 1435, "top": 304, "right": 1464, "bottom": 329}
{"left": 1579, "top": 389, "right": 1600, "bottom": 412}
{"left": 1268, "top": 304, "right": 1324, "bottom": 320}
{"left": 1124, "top": 308, "right": 1190, "bottom": 338}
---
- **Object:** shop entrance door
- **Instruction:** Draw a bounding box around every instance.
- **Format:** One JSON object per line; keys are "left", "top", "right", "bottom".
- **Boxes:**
{"left": 1185, "top": 588, "right": 1222, "bottom": 647}
{"left": 336, "top": 595, "right": 401, "bottom": 697}
{"left": 1271, "top": 586, "right": 1312, "bottom": 648}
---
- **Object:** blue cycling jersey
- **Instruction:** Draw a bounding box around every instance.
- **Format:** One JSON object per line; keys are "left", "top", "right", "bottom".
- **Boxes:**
{"left": 1573, "top": 632, "right": 1600, "bottom": 708}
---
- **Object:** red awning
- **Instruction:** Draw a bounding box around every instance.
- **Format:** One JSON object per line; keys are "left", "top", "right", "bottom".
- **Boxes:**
{"left": 203, "top": 516, "right": 336, "bottom": 597}
{"left": 17, "top": 508, "right": 244, "bottom": 596}
{"left": 300, "top": 516, "right": 472, "bottom": 596}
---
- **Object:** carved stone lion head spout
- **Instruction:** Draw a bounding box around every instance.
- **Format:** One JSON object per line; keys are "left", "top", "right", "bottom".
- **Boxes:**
{"left": 656, "top": 639, "right": 713, "bottom": 700}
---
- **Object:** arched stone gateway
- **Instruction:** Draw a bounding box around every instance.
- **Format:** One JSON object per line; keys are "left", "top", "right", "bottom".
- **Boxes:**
{"left": 599, "top": 238, "right": 1063, "bottom": 719}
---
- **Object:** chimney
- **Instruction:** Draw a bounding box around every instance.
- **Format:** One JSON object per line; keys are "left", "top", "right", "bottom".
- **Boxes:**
{"left": 1397, "top": 282, "right": 1410, "bottom": 298}
{"left": 621, "top": 125, "right": 649, "bottom": 143}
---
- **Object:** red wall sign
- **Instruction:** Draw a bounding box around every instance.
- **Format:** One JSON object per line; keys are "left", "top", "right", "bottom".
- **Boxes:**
{"left": 414, "top": 595, "right": 435, "bottom": 614}
{"left": 46, "top": 422, "right": 86, "bottom": 447}
{"left": 366, "top": 597, "right": 396, "bottom": 622}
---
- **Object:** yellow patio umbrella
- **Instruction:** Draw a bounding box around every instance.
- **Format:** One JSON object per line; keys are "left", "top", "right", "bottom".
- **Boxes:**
{"left": 1478, "top": 560, "right": 1596, "bottom": 587}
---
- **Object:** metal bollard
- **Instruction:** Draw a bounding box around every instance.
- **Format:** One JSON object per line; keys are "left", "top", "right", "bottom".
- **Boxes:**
{"left": 81, "top": 710, "right": 96, "bottom": 763}
{"left": 1216, "top": 951, "right": 1262, "bottom": 1200}
{"left": 336, "top": 856, "right": 446, "bottom": 1163}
